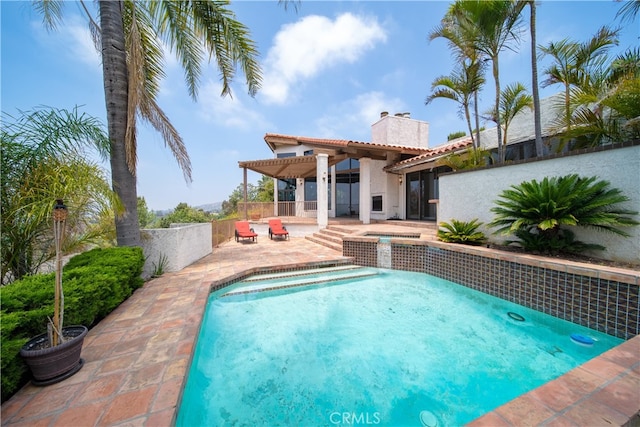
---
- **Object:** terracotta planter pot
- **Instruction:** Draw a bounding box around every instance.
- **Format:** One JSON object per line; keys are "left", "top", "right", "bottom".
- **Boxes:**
{"left": 20, "top": 325, "right": 87, "bottom": 386}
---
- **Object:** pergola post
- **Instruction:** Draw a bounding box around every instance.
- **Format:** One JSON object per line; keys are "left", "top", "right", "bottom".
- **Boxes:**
{"left": 359, "top": 157, "right": 371, "bottom": 225}
{"left": 243, "top": 166, "right": 248, "bottom": 220}
{"left": 316, "top": 153, "right": 329, "bottom": 229}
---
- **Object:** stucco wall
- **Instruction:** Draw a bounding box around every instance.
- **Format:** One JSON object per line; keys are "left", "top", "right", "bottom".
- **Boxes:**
{"left": 141, "top": 223, "right": 212, "bottom": 278}
{"left": 438, "top": 145, "right": 640, "bottom": 264}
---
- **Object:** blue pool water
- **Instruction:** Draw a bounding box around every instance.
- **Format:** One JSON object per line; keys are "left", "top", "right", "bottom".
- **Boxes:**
{"left": 177, "top": 267, "right": 623, "bottom": 426}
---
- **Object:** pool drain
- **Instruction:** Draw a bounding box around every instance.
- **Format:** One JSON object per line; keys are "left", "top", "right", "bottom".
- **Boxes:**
{"left": 419, "top": 410, "right": 438, "bottom": 427}
{"left": 507, "top": 312, "right": 525, "bottom": 322}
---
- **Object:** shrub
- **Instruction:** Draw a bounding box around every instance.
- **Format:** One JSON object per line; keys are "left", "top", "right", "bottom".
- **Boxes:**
{"left": 437, "top": 219, "right": 487, "bottom": 245}
{"left": 0, "top": 246, "right": 144, "bottom": 402}
{"left": 490, "top": 174, "right": 639, "bottom": 254}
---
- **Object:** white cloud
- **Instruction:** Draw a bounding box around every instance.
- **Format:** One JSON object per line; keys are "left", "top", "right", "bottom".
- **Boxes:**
{"left": 261, "top": 12, "right": 387, "bottom": 105}
{"left": 313, "top": 91, "right": 406, "bottom": 140}
{"left": 198, "top": 80, "right": 272, "bottom": 131}
{"left": 32, "top": 16, "right": 101, "bottom": 70}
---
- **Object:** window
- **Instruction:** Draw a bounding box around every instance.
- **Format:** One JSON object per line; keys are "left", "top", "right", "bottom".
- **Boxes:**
{"left": 372, "top": 195, "right": 383, "bottom": 211}
{"left": 304, "top": 178, "right": 317, "bottom": 201}
{"left": 277, "top": 152, "right": 295, "bottom": 158}
{"left": 303, "top": 150, "right": 314, "bottom": 156}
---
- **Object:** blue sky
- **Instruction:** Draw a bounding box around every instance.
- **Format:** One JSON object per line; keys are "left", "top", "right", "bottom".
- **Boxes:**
{"left": 2, "top": 1, "right": 637, "bottom": 211}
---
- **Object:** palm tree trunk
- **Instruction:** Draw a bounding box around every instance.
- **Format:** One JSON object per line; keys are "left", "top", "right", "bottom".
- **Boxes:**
{"left": 464, "top": 105, "right": 475, "bottom": 147}
{"left": 530, "top": 1, "right": 544, "bottom": 157}
{"left": 474, "top": 90, "right": 481, "bottom": 149}
{"left": 492, "top": 58, "right": 504, "bottom": 162}
{"left": 99, "top": 0, "right": 141, "bottom": 247}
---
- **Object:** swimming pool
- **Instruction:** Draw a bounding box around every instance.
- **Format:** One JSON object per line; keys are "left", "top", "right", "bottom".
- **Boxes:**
{"left": 176, "top": 267, "right": 623, "bottom": 426}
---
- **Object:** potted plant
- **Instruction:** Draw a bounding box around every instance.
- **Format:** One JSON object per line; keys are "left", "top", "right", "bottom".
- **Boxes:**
{"left": 19, "top": 200, "right": 88, "bottom": 385}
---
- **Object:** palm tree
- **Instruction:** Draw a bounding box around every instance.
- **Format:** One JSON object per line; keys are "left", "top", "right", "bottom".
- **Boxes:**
{"left": 616, "top": 0, "right": 640, "bottom": 23}
{"left": 495, "top": 82, "right": 533, "bottom": 156}
{"left": 429, "top": 9, "right": 487, "bottom": 148}
{"left": 35, "top": 1, "right": 262, "bottom": 247}
{"left": 562, "top": 47, "right": 640, "bottom": 146}
{"left": 517, "top": 0, "right": 544, "bottom": 157}
{"left": 425, "top": 61, "right": 485, "bottom": 146}
{"left": 1, "top": 107, "right": 118, "bottom": 284}
{"left": 540, "top": 26, "right": 619, "bottom": 133}
{"left": 448, "top": 0, "right": 524, "bottom": 163}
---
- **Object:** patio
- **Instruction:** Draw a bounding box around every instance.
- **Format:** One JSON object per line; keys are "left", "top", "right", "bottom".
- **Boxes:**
{"left": 1, "top": 228, "right": 638, "bottom": 426}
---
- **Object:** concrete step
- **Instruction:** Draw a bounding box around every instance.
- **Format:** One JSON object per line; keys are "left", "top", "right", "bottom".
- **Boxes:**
{"left": 305, "top": 234, "right": 342, "bottom": 252}
{"left": 326, "top": 226, "right": 357, "bottom": 235}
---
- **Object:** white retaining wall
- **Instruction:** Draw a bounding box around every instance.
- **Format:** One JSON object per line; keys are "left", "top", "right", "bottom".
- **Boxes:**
{"left": 438, "top": 145, "right": 640, "bottom": 264}
{"left": 141, "top": 223, "right": 212, "bottom": 278}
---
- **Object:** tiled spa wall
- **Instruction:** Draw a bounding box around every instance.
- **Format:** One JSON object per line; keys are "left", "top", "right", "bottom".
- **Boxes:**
{"left": 344, "top": 238, "right": 639, "bottom": 340}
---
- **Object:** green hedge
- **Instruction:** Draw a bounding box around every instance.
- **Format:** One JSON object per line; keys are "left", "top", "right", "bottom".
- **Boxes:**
{"left": 0, "top": 247, "right": 145, "bottom": 402}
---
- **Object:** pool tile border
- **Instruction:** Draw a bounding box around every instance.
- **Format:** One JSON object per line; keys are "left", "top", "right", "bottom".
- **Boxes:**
{"left": 344, "top": 237, "right": 639, "bottom": 339}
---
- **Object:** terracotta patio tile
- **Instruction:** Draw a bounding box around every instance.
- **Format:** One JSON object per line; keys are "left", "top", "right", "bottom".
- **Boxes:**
{"left": 529, "top": 367, "right": 605, "bottom": 411}
{"left": 164, "top": 356, "right": 189, "bottom": 381}
{"left": 540, "top": 414, "right": 581, "bottom": 426}
{"left": 563, "top": 398, "right": 630, "bottom": 426}
{"left": 95, "top": 353, "right": 139, "bottom": 376}
{"left": 81, "top": 341, "right": 117, "bottom": 361}
{"left": 52, "top": 401, "right": 105, "bottom": 427}
{"left": 111, "top": 335, "right": 151, "bottom": 356}
{"left": 466, "top": 410, "right": 513, "bottom": 426}
{"left": 592, "top": 373, "right": 640, "bottom": 417}
{"left": 144, "top": 408, "right": 175, "bottom": 427}
{"left": 120, "top": 363, "right": 165, "bottom": 392}
{"left": 72, "top": 372, "right": 126, "bottom": 405}
{"left": 11, "top": 383, "right": 83, "bottom": 421}
{"left": 175, "top": 339, "right": 194, "bottom": 356}
{"left": 3, "top": 414, "right": 56, "bottom": 427}
{"left": 495, "top": 394, "right": 556, "bottom": 426}
{"left": 100, "top": 386, "right": 156, "bottom": 425}
{"left": 151, "top": 378, "right": 183, "bottom": 412}
{"left": 602, "top": 338, "right": 640, "bottom": 367}
{"left": 147, "top": 329, "right": 183, "bottom": 347}
{"left": 0, "top": 392, "right": 32, "bottom": 423}
{"left": 579, "top": 356, "right": 629, "bottom": 380}
{"left": 132, "top": 345, "right": 175, "bottom": 368}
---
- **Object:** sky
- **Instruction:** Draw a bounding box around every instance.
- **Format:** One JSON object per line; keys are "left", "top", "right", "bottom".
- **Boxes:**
{"left": 2, "top": 1, "right": 638, "bottom": 211}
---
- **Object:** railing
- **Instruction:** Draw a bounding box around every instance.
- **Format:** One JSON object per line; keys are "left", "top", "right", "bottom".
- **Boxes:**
{"left": 211, "top": 218, "right": 237, "bottom": 247}
{"left": 237, "top": 202, "right": 275, "bottom": 220}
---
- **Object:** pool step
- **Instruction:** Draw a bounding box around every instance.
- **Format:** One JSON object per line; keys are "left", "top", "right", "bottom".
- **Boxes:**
{"left": 221, "top": 267, "right": 376, "bottom": 297}
{"left": 241, "top": 264, "right": 362, "bottom": 282}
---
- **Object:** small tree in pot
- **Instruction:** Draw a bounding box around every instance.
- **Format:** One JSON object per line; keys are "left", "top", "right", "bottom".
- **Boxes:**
{"left": 19, "top": 200, "right": 88, "bottom": 385}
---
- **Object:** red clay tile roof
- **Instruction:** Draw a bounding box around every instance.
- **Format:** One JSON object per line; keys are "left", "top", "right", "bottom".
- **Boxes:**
{"left": 385, "top": 138, "right": 473, "bottom": 171}
{"left": 264, "top": 133, "right": 430, "bottom": 154}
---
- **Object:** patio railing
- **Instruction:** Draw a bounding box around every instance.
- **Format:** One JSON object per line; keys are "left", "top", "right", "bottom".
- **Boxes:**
{"left": 211, "top": 218, "right": 237, "bottom": 247}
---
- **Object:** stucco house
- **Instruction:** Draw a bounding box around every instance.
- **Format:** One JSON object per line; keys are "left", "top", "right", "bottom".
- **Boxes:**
{"left": 239, "top": 93, "right": 635, "bottom": 229}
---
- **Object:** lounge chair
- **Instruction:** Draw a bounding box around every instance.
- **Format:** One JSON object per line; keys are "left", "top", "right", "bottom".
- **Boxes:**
{"left": 235, "top": 221, "right": 258, "bottom": 243}
{"left": 268, "top": 219, "right": 289, "bottom": 240}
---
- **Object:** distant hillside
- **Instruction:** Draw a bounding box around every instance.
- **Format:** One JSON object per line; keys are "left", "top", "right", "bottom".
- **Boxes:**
{"left": 153, "top": 201, "right": 223, "bottom": 217}
{"left": 196, "top": 202, "right": 223, "bottom": 213}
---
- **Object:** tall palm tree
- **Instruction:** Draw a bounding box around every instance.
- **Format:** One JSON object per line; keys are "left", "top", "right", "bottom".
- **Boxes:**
{"left": 516, "top": 0, "right": 544, "bottom": 157}
{"left": 425, "top": 61, "right": 485, "bottom": 146}
{"left": 35, "top": 1, "right": 262, "bottom": 247}
{"left": 429, "top": 9, "right": 487, "bottom": 149}
{"left": 449, "top": 0, "right": 524, "bottom": 163}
